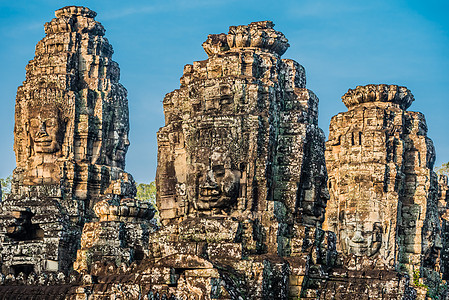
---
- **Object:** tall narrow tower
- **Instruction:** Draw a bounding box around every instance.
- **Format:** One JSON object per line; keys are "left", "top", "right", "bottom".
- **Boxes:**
{"left": 324, "top": 84, "right": 441, "bottom": 277}
{"left": 0, "top": 6, "right": 135, "bottom": 275}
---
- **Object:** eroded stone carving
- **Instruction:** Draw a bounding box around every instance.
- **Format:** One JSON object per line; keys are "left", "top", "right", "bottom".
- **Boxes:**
{"left": 21, "top": 100, "right": 68, "bottom": 185}
{"left": 196, "top": 148, "right": 241, "bottom": 210}
{"left": 0, "top": 5, "right": 138, "bottom": 276}
{"left": 12, "top": 5, "right": 132, "bottom": 206}
{"left": 0, "top": 8, "right": 440, "bottom": 298}
{"left": 157, "top": 21, "right": 329, "bottom": 228}
{"left": 324, "top": 84, "right": 443, "bottom": 292}
{"left": 151, "top": 20, "right": 337, "bottom": 299}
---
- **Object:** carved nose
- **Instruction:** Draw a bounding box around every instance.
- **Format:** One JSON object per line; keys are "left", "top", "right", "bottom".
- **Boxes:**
{"left": 206, "top": 172, "right": 218, "bottom": 187}
{"left": 201, "top": 170, "right": 219, "bottom": 189}
{"left": 320, "top": 186, "right": 330, "bottom": 200}
{"left": 36, "top": 123, "right": 48, "bottom": 138}
{"left": 351, "top": 230, "right": 365, "bottom": 243}
{"left": 199, "top": 171, "right": 220, "bottom": 196}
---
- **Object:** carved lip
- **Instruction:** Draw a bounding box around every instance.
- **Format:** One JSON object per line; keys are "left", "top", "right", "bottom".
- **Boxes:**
{"left": 347, "top": 241, "right": 369, "bottom": 254}
{"left": 198, "top": 194, "right": 222, "bottom": 203}
{"left": 198, "top": 196, "right": 220, "bottom": 202}
{"left": 199, "top": 188, "right": 220, "bottom": 197}
{"left": 34, "top": 140, "right": 53, "bottom": 146}
{"left": 346, "top": 238, "right": 381, "bottom": 257}
{"left": 198, "top": 188, "right": 231, "bottom": 204}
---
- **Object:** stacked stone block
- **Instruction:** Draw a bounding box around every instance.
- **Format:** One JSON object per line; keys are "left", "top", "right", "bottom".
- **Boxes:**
{"left": 0, "top": 6, "right": 138, "bottom": 277}
{"left": 324, "top": 84, "right": 443, "bottom": 297}
{"left": 154, "top": 20, "right": 336, "bottom": 299}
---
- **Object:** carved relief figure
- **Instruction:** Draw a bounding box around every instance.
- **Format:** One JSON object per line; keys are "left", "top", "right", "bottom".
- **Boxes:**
{"left": 183, "top": 120, "right": 246, "bottom": 216}
{"left": 29, "top": 108, "right": 64, "bottom": 154}
{"left": 105, "top": 112, "right": 130, "bottom": 169}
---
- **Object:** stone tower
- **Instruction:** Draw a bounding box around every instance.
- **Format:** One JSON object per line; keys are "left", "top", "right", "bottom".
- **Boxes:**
{"left": 156, "top": 21, "right": 329, "bottom": 228}
{"left": 324, "top": 84, "right": 441, "bottom": 283}
{"left": 0, "top": 6, "right": 136, "bottom": 275}
{"left": 154, "top": 21, "right": 335, "bottom": 299}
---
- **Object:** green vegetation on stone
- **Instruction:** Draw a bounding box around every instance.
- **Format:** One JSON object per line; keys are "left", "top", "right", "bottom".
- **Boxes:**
{"left": 436, "top": 162, "right": 449, "bottom": 177}
{"left": 0, "top": 175, "right": 12, "bottom": 201}
{"left": 136, "top": 181, "right": 156, "bottom": 204}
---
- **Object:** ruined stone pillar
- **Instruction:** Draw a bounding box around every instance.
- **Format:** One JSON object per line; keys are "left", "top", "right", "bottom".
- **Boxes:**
{"left": 438, "top": 175, "right": 449, "bottom": 279}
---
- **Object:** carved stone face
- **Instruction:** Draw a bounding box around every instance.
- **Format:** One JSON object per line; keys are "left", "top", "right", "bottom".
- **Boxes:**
{"left": 105, "top": 126, "right": 130, "bottom": 168}
{"left": 114, "top": 131, "right": 130, "bottom": 167}
{"left": 423, "top": 220, "right": 443, "bottom": 267}
{"left": 28, "top": 107, "right": 64, "bottom": 154}
{"left": 197, "top": 150, "right": 240, "bottom": 210}
{"left": 340, "top": 213, "right": 382, "bottom": 257}
{"left": 315, "top": 175, "right": 330, "bottom": 222}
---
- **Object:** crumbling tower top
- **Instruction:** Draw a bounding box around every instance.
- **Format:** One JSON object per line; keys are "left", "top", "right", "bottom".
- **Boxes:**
{"left": 55, "top": 6, "right": 97, "bottom": 18}
{"left": 342, "top": 84, "right": 414, "bottom": 110}
{"left": 202, "top": 21, "right": 290, "bottom": 57}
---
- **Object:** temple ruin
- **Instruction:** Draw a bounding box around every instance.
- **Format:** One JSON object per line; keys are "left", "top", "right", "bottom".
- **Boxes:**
{"left": 0, "top": 5, "right": 447, "bottom": 300}
{"left": 152, "top": 20, "right": 334, "bottom": 299}
{"left": 0, "top": 5, "right": 149, "bottom": 280}
{"left": 323, "top": 84, "right": 445, "bottom": 298}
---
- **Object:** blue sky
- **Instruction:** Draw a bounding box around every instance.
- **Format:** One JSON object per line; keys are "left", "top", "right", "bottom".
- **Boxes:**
{"left": 0, "top": 0, "right": 448, "bottom": 182}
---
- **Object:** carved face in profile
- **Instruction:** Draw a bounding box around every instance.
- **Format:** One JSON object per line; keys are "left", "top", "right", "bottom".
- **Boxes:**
{"left": 311, "top": 174, "right": 330, "bottom": 223}
{"left": 28, "top": 106, "right": 64, "bottom": 154}
{"left": 197, "top": 149, "right": 241, "bottom": 211}
{"left": 422, "top": 219, "right": 443, "bottom": 268}
{"left": 113, "top": 130, "right": 130, "bottom": 168}
{"left": 340, "top": 212, "right": 382, "bottom": 257}
{"left": 104, "top": 125, "right": 130, "bottom": 168}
